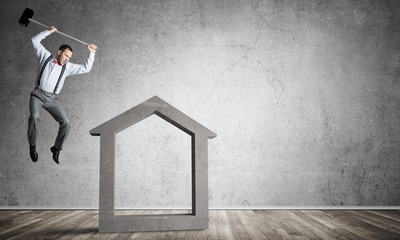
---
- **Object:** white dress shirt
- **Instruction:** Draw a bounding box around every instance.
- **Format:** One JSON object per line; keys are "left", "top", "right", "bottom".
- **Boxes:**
{"left": 32, "top": 30, "right": 95, "bottom": 94}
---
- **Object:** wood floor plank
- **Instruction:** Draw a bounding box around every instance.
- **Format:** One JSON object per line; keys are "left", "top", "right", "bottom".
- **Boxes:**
{"left": 11, "top": 210, "right": 88, "bottom": 240}
{"left": 303, "top": 210, "right": 372, "bottom": 239}
{"left": 367, "top": 210, "right": 400, "bottom": 223}
{"left": 225, "top": 210, "right": 252, "bottom": 240}
{"left": 59, "top": 214, "right": 99, "bottom": 240}
{"left": 361, "top": 210, "right": 400, "bottom": 232}
{"left": 254, "top": 210, "right": 292, "bottom": 240}
{"left": 40, "top": 210, "right": 98, "bottom": 240}
{"left": 324, "top": 210, "right": 397, "bottom": 240}
{"left": 348, "top": 210, "right": 400, "bottom": 236}
{"left": 233, "top": 210, "right": 267, "bottom": 240}
{"left": 0, "top": 215, "right": 43, "bottom": 237}
{"left": 0, "top": 210, "right": 43, "bottom": 234}
{"left": 268, "top": 210, "right": 321, "bottom": 239}
{"left": 306, "top": 210, "right": 338, "bottom": 229}
{"left": 169, "top": 229, "right": 186, "bottom": 240}
{"left": 33, "top": 210, "right": 91, "bottom": 239}
{"left": 69, "top": 216, "right": 99, "bottom": 240}
{"left": 0, "top": 210, "right": 78, "bottom": 240}
{"left": 1, "top": 209, "right": 400, "bottom": 239}
{"left": 301, "top": 210, "right": 363, "bottom": 240}
{"left": 11, "top": 210, "right": 52, "bottom": 225}
{"left": 205, "top": 210, "right": 221, "bottom": 240}
{"left": 0, "top": 210, "right": 30, "bottom": 222}
{"left": 290, "top": 210, "right": 339, "bottom": 240}
{"left": 244, "top": 210, "right": 283, "bottom": 239}
{"left": 261, "top": 210, "right": 309, "bottom": 239}
{"left": 215, "top": 210, "right": 236, "bottom": 240}
{"left": 0, "top": 210, "right": 54, "bottom": 233}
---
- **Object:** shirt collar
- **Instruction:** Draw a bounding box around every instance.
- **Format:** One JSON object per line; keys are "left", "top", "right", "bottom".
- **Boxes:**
{"left": 52, "top": 56, "right": 62, "bottom": 66}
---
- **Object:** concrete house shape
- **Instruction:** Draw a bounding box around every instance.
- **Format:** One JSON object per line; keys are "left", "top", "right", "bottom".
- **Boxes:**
{"left": 90, "top": 95, "right": 217, "bottom": 233}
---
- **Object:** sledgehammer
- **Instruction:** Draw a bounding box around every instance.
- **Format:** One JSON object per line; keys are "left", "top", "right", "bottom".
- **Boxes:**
{"left": 19, "top": 8, "right": 95, "bottom": 48}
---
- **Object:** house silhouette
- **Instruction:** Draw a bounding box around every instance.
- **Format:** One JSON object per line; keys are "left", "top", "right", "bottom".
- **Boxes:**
{"left": 90, "top": 95, "right": 217, "bottom": 232}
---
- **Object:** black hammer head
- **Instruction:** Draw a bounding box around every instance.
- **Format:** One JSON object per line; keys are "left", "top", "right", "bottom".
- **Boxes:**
{"left": 19, "top": 8, "right": 34, "bottom": 27}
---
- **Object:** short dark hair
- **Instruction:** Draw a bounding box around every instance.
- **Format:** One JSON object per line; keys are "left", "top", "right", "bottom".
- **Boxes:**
{"left": 59, "top": 44, "right": 73, "bottom": 52}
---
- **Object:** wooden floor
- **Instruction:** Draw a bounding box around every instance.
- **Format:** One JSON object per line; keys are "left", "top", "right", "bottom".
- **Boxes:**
{"left": 0, "top": 210, "right": 400, "bottom": 239}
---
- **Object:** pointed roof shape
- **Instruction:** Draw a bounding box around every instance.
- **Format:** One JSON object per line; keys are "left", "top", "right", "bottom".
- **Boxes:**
{"left": 90, "top": 95, "right": 217, "bottom": 139}
{"left": 90, "top": 95, "right": 216, "bottom": 232}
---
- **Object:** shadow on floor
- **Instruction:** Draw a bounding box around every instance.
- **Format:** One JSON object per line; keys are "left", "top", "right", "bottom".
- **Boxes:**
{"left": 42, "top": 226, "right": 99, "bottom": 235}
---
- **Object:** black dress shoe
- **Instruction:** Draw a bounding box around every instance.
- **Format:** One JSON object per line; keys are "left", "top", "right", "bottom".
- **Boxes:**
{"left": 30, "top": 145, "right": 38, "bottom": 162}
{"left": 50, "top": 146, "right": 60, "bottom": 164}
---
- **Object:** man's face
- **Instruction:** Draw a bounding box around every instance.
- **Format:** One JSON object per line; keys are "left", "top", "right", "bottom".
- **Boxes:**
{"left": 56, "top": 49, "right": 72, "bottom": 65}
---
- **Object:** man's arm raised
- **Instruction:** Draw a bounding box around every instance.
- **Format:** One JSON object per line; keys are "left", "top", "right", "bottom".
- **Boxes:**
{"left": 31, "top": 26, "right": 57, "bottom": 60}
{"left": 67, "top": 44, "right": 96, "bottom": 76}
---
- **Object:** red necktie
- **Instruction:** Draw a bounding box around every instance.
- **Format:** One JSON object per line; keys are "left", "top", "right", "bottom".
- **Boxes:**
{"left": 53, "top": 60, "right": 62, "bottom": 66}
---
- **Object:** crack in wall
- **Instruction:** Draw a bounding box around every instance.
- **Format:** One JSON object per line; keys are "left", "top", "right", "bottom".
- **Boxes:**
{"left": 192, "top": 24, "right": 265, "bottom": 112}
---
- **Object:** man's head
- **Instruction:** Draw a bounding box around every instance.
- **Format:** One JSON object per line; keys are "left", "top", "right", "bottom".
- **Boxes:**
{"left": 56, "top": 44, "right": 73, "bottom": 65}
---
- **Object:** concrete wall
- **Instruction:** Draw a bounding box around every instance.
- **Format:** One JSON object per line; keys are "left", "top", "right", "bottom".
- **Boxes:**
{"left": 1, "top": 0, "right": 399, "bottom": 208}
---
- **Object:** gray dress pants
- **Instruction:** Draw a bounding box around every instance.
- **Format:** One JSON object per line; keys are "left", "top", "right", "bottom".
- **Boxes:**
{"left": 27, "top": 88, "right": 70, "bottom": 150}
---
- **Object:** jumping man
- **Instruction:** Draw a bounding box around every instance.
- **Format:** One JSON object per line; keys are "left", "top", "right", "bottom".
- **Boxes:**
{"left": 28, "top": 26, "right": 97, "bottom": 164}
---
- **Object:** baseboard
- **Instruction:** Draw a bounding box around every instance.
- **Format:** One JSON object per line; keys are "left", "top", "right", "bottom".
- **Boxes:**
{"left": 1, "top": 206, "right": 399, "bottom": 210}
{"left": 210, "top": 206, "right": 400, "bottom": 210}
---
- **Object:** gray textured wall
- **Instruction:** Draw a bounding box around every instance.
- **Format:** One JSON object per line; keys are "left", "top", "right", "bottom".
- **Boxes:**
{"left": 1, "top": 0, "right": 399, "bottom": 208}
